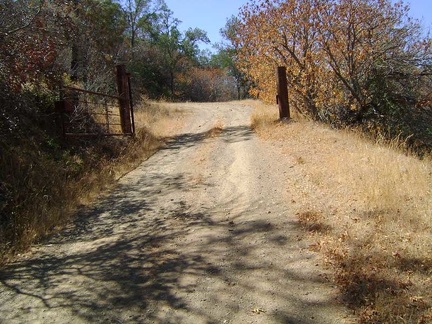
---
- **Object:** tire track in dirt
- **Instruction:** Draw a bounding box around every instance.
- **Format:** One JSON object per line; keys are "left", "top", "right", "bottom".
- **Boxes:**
{"left": 0, "top": 102, "right": 354, "bottom": 323}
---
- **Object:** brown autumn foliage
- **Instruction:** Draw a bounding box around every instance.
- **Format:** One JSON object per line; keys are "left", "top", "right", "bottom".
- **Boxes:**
{"left": 235, "top": 0, "right": 432, "bottom": 152}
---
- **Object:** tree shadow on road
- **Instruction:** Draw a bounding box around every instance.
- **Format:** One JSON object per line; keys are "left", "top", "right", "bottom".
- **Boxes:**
{"left": 0, "top": 122, "right": 351, "bottom": 323}
{"left": 0, "top": 171, "right": 219, "bottom": 323}
{"left": 161, "top": 125, "right": 254, "bottom": 153}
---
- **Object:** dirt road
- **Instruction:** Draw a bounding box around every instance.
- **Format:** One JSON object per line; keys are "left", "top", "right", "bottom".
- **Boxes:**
{"left": 0, "top": 102, "right": 353, "bottom": 323}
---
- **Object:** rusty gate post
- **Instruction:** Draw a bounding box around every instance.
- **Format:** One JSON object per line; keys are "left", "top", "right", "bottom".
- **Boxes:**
{"left": 127, "top": 72, "right": 135, "bottom": 135}
{"left": 116, "top": 64, "right": 132, "bottom": 134}
{"left": 276, "top": 66, "right": 290, "bottom": 120}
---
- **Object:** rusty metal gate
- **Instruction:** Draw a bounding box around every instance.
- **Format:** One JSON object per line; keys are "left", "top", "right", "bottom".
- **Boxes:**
{"left": 55, "top": 65, "right": 135, "bottom": 137}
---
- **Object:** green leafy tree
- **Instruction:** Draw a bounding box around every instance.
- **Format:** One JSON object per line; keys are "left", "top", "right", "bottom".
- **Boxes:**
{"left": 123, "top": 0, "right": 147, "bottom": 46}
{"left": 149, "top": 5, "right": 209, "bottom": 97}
{"left": 215, "top": 16, "right": 251, "bottom": 100}
{"left": 78, "top": 0, "right": 127, "bottom": 88}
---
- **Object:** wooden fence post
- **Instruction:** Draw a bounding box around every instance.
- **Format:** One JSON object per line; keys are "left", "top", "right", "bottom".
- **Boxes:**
{"left": 116, "top": 64, "right": 132, "bottom": 134}
{"left": 276, "top": 66, "right": 290, "bottom": 120}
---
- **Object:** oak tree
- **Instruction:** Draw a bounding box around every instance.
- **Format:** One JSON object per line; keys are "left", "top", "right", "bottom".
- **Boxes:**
{"left": 234, "top": 0, "right": 431, "bottom": 126}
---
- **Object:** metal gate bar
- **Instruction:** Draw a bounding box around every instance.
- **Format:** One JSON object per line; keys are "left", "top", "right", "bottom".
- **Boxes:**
{"left": 55, "top": 65, "right": 134, "bottom": 137}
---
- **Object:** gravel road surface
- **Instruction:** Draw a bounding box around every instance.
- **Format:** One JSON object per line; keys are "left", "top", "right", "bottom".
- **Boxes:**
{"left": 0, "top": 102, "right": 353, "bottom": 323}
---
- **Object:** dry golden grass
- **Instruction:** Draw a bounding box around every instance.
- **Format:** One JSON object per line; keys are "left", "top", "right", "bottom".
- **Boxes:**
{"left": 250, "top": 99, "right": 279, "bottom": 131}
{"left": 251, "top": 100, "right": 432, "bottom": 323}
{"left": 134, "top": 99, "right": 185, "bottom": 138}
{"left": 205, "top": 119, "right": 224, "bottom": 138}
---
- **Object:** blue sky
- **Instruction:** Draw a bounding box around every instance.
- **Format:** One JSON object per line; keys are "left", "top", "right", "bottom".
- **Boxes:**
{"left": 163, "top": 0, "right": 247, "bottom": 51}
{"left": 163, "top": 0, "right": 432, "bottom": 52}
{"left": 405, "top": 0, "right": 432, "bottom": 30}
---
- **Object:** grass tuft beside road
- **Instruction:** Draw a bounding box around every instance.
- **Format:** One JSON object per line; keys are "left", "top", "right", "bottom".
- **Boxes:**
{"left": 250, "top": 100, "right": 432, "bottom": 323}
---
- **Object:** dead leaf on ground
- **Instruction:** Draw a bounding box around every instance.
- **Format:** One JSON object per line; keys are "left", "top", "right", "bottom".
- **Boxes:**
{"left": 252, "top": 308, "right": 266, "bottom": 314}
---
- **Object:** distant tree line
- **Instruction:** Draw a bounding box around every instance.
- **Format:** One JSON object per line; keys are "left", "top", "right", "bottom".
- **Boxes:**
{"left": 2, "top": 0, "right": 431, "bottom": 144}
